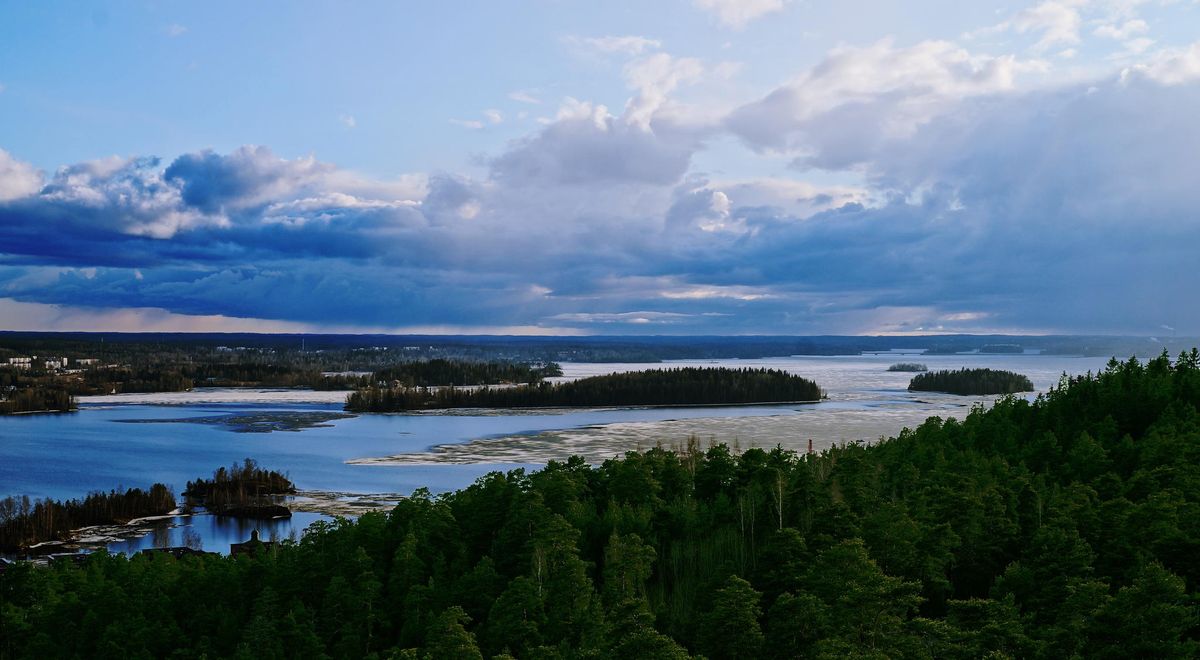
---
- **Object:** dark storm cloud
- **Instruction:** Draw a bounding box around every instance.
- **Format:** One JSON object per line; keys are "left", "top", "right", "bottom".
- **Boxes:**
{"left": 1, "top": 74, "right": 1199, "bottom": 333}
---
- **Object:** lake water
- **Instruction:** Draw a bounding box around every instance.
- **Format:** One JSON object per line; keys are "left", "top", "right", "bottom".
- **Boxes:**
{"left": 0, "top": 354, "right": 1115, "bottom": 553}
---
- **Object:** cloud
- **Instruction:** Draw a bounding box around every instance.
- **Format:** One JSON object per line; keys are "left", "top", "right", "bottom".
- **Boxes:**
{"left": 452, "top": 108, "right": 505, "bottom": 130}
{"left": 1094, "top": 18, "right": 1148, "bottom": 41}
{"left": 622, "top": 53, "right": 706, "bottom": 128}
{"left": 1011, "top": 0, "right": 1087, "bottom": 51}
{"left": 693, "top": 0, "right": 785, "bottom": 29}
{"left": 726, "top": 39, "right": 1043, "bottom": 167}
{"left": 547, "top": 45, "right": 722, "bottom": 132}
{"left": 1121, "top": 41, "right": 1200, "bottom": 85}
{"left": 165, "top": 23, "right": 188, "bottom": 37}
{"left": 545, "top": 311, "right": 694, "bottom": 324}
{"left": 660, "top": 285, "right": 773, "bottom": 301}
{"left": 4, "top": 34, "right": 1200, "bottom": 335}
{"left": 339, "top": 114, "right": 357, "bottom": 129}
{"left": 162, "top": 145, "right": 337, "bottom": 219}
{"left": 508, "top": 90, "right": 542, "bottom": 104}
{"left": 450, "top": 118, "right": 485, "bottom": 129}
{"left": 564, "top": 35, "right": 662, "bottom": 56}
{"left": 717, "top": 77, "right": 1200, "bottom": 333}
{"left": 0, "top": 297, "right": 581, "bottom": 335}
{"left": 0, "top": 150, "right": 42, "bottom": 202}
{"left": 974, "top": 0, "right": 1088, "bottom": 52}
{"left": 490, "top": 99, "right": 699, "bottom": 186}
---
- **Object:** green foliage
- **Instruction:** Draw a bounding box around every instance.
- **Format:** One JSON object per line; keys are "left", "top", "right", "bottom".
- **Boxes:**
{"left": 887, "top": 362, "right": 928, "bottom": 372}
{"left": 908, "top": 367, "right": 1035, "bottom": 395}
{"left": 346, "top": 367, "right": 824, "bottom": 411}
{"left": 697, "top": 575, "right": 764, "bottom": 659}
{"left": 4, "top": 351, "right": 1200, "bottom": 658}
{"left": 424, "top": 606, "right": 483, "bottom": 660}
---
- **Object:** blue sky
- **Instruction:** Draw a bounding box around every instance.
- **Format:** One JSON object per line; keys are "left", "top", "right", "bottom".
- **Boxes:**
{"left": 1, "top": 0, "right": 1199, "bottom": 334}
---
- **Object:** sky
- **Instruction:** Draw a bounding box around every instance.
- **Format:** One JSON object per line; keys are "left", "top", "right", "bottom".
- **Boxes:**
{"left": 1, "top": 0, "right": 1199, "bottom": 336}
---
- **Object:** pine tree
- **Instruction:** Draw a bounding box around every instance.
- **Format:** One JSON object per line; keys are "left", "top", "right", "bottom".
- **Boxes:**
{"left": 697, "top": 575, "right": 764, "bottom": 660}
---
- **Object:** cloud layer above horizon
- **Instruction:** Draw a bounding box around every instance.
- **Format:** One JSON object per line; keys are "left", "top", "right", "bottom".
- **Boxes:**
{"left": 2, "top": 1, "right": 1200, "bottom": 335}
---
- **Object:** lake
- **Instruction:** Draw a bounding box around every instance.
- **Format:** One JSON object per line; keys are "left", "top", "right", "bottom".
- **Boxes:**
{"left": 0, "top": 353, "right": 1115, "bottom": 553}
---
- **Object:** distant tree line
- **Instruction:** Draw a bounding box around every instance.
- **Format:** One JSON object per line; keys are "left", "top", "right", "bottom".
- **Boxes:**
{"left": 2, "top": 352, "right": 1200, "bottom": 657}
{"left": 0, "top": 354, "right": 563, "bottom": 398}
{"left": 4, "top": 331, "right": 1184, "bottom": 371}
{"left": 345, "top": 367, "right": 825, "bottom": 412}
{"left": 0, "top": 387, "right": 74, "bottom": 415}
{"left": 372, "top": 359, "right": 561, "bottom": 387}
{"left": 908, "top": 368, "right": 1034, "bottom": 395}
{"left": 888, "top": 362, "right": 928, "bottom": 372}
{"left": 0, "top": 485, "right": 175, "bottom": 552}
{"left": 183, "top": 459, "right": 295, "bottom": 518}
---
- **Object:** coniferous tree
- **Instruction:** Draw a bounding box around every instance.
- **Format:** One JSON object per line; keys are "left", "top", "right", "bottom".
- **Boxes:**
{"left": 697, "top": 575, "right": 764, "bottom": 660}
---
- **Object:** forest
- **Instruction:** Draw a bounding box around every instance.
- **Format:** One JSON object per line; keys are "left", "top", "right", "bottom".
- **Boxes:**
{"left": 908, "top": 368, "right": 1035, "bottom": 395}
{"left": 0, "top": 331, "right": 1187, "bottom": 367}
{"left": 0, "top": 387, "right": 74, "bottom": 415}
{"left": 0, "top": 349, "right": 561, "bottom": 400}
{"left": 345, "top": 367, "right": 824, "bottom": 412}
{"left": 887, "top": 363, "right": 928, "bottom": 372}
{"left": 4, "top": 352, "right": 1199, "bottom": 658}
{"left": 183, "top": 459, "right": 297, "bottom": 519}
{"left": 371, "top": 360, "right": 561, "bottom": 387}
{"left": 0, "top": 485, "right": 175, "bottom": 553}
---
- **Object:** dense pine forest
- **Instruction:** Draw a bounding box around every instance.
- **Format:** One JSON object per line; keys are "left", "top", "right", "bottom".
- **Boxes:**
{"left": 3, "top": 352, "right": 1200, "bottom": 658}
{"left": 0, "top": 485, "right": 175, "bottom": 553}
{"left": 888, "top": 362, "right": 928, "bottom": 372}
{"left": 908, "top": 367, "right": 1035, "bottom": 395}
{"left": 345, "top": 367, "right": 824, "bottom": 412}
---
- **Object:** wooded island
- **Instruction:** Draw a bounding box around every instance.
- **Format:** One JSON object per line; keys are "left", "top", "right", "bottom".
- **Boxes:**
{"left": 908, "top": 367, "right": 1035, "bottom": 395}
{"left": 344, "top": 367, "right": 825, "bottom": 412}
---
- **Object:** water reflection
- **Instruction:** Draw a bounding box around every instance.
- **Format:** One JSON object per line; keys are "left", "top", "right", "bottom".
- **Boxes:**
{"left": 105, "top": 511, "right": 328, "bottom": 555}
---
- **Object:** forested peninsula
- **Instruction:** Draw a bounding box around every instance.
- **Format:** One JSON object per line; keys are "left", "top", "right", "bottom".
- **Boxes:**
{"left": 0, "top": 387, "right": 74, "bottom": 415}
{"left": 345, "top": 367, "right": 824, "bottom": 412}
{"left": 908, "top": 367, "right": 1035, "bottom": 395}
{"left": 4, "top": 352, "right": 1199, "bottom": 658}
{"left": 0, "top": 485, "right": 175, "bottom": 553}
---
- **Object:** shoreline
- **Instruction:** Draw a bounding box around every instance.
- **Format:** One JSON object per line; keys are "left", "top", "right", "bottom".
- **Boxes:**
{"left": 1, "top": 408, "right": 77, "bottom": 416}
{"left": 350, "top": 398, "right": 825, "bottom": 415}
